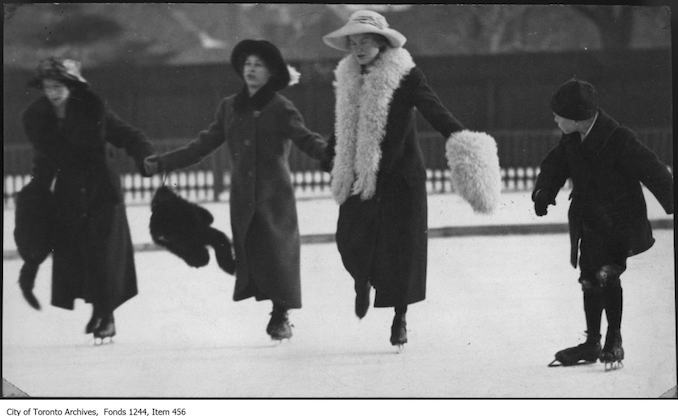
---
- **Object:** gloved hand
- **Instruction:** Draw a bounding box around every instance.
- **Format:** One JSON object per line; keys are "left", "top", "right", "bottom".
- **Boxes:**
{"left": 533, "top": 189, "right": 553, "bottom": 217}
{"left": 144, "top": 155, "right": 161, "bottom": 176}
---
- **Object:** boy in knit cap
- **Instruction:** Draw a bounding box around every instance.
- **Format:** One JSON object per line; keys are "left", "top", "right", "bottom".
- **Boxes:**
{"left": 533, "top": 78, "right": 673, "bottom": 369}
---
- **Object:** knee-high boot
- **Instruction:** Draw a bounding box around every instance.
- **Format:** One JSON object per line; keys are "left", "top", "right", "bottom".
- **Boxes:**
{"left": 601, "top": 284, "right": 624, "bottom": 364}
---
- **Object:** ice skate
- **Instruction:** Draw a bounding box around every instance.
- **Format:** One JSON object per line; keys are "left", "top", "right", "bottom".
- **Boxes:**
{"left": 266, "top": 307, "right": 293, "bottom": 341}
{"left": 548, "top": 334, "right": 601, "bottom": 367}
{"left": 93, "top": 314, "right": 115, "bottom": 345}
{"left": 390, "top": 313, "right": 407, "bottom": 350}
{"left": 600, "top": 330, "right": 624, "bottom": 371}
{"left": 18, "top": 262, "right": 41, "bottom": 310}
{"left": 354, "top": 278, "right": 371, "bottom": 319}
{"left": 84, "top": 310, "right": 101, "bottom": 334}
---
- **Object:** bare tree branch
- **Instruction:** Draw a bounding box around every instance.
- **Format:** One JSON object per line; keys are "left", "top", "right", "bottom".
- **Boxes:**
{"left": 571, "top": 5, "right": 634, "bottom": 49}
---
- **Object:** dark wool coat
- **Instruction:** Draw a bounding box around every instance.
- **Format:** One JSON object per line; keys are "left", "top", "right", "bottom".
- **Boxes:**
{"left": 157, "top": 87, "right": 327, "bottom": 309}
{"left": 326, "top": 49, "right": 464, "bottom": 308}
{"left": 533, "top": 110, "right": 673, "bottom": 267}
{"left": 22, "top": 87, "right": 153, "bottom": 310}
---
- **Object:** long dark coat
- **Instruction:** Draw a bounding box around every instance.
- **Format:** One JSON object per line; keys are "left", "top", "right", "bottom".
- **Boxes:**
{"left": 533, "top": 110, "right": 673, "bottom": 266}
{"left": 22, "top": 87, "right": 153, "bottom": 311}
{"left": 158, "top": 87, "right": 327, "bottom": 309}
{"left": 326, "top": 60, "right": 465, "bottom": 308}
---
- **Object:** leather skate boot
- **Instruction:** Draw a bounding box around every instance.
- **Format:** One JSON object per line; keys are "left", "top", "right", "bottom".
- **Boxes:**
{"left": 93, "top": 313, "right": 116, "bottom": 345}
{"left": 19, "top": 262, "right": 41, "bottom": 310}
{"left": 389, "top": 310, "right": 407, "bottom": 348}
{"left": 266, "top": 305, "right": 293, "bottom": 341}
{"left": 85, "top": 309, "right": 102, "bottom": 334}
{"left": 548, "top": 332, "right": 601, "bottom": 366}
{"left": 600, "top": 329, "right": 624, "bottom": 370}
{"left": 354, "top": 278, "right": 371, "bottom": 319}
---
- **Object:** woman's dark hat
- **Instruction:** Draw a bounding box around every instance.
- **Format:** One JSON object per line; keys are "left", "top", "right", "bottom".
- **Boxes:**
{"left": 550, "top": 78, "right": 599, "bottom": 121}
{"left": 28, "top": 57, "right": 88, "bottom": 89}
{"left": 231, "top": 39, "right": 290, "bottom": 91}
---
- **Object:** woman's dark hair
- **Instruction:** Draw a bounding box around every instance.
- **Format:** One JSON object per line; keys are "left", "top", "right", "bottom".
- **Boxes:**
{"left": 370, "top": 33, "right": 391, "bottom": 51}
{"left": 345, "top": 33, "right": 391, "bottom": 51}
{"left": 38, "top": 77, "right": 82, "bottom": 90}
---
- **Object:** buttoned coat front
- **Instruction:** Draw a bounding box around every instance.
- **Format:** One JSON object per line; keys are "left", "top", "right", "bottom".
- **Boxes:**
{"left": 159, "top": 91, "right": 327, "bottom": 308}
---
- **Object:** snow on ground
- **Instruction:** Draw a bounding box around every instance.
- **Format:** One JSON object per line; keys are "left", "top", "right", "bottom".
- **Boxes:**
{"left": 2, "top": 230, "right": 674, "bottom": 398}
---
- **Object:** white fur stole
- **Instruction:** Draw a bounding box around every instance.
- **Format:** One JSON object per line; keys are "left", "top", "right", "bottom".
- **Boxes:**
{"left": 330, "top": 48, "right": 415, "bottom": 204}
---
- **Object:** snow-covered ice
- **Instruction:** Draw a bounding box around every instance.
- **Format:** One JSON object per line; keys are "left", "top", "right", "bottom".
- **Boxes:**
{"left": 2, "top": 229, "right": 674, "bottom": 397}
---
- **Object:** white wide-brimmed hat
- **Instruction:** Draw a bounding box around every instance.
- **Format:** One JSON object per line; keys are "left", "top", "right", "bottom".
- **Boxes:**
{"left": 323, "top": 10, "right": 406, "bottom": 51}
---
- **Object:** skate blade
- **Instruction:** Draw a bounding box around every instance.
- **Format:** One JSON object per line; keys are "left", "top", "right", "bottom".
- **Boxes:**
{"left": 92, "top": 337, "right": 114, "bottom": 346}
{"left": 604, "top": 360, "right": 623, "bottom": 371}
{"left": 547, "top": 359, "right": 596, "bottom": 367}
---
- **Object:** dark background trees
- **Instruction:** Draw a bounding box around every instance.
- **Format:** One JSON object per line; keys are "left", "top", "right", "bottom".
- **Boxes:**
{"left": 3, "top": 4, "right": 670, "bottom": 69}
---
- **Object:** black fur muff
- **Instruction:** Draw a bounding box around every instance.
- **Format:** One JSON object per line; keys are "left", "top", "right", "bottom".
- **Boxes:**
{"left": 149, "top": 186, "right": 235, "bottom": 274}
{"left": 14, "top": 180, "right": 56, "bottom": 310}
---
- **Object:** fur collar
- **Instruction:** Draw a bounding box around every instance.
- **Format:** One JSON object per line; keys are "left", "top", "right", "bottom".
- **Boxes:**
{"left": 330, "top": 47, "right": 415, "bottom": 203}
{"left": 233, "top": 84, "right": 277, "bottom": 113}
{"left": 24, "top": 87, "right": 105, "bottom": 146}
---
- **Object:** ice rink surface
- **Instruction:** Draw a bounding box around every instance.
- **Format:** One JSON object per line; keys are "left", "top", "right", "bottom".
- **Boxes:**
{"left": 2, "top": 229, "right": 675, "bottom": 398}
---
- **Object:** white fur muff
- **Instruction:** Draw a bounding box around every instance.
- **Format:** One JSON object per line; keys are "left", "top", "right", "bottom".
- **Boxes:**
{"left": 445, "top": 130, "right": 502, "bottom": 214}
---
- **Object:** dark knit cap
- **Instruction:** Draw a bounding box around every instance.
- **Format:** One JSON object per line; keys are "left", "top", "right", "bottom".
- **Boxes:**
{"left": 231, "top": 39, "right": 290, "bottom": 91}
{"left": 550, "top": 78, "right": 599, "bottom": 121}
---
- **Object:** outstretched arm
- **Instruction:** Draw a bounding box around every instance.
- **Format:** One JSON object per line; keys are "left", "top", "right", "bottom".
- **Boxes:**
{"left": 320, "top": 133, "right": 336, "bottom": 173}
{"left": 532, "top": 142, "right": 569, "bottom": 215}
{"left": 281, "top": 100, "right": 328, "bottom": 161}
{"left": 104, "top": 109, "right": 155, "bottom": 176}
{"left": 410, "top": 67, "right": 465, "bottom": 138}
{"left": 618, "top": 133, "right": 673, "bottom": 214}
{"left": 146, "top": 100, "right": 229, "bottom": 174}
{"left": 410, "top": 67, "right": 501, "bottom": 214}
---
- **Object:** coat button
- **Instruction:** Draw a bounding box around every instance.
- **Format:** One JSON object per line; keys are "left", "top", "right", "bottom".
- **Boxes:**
{"left": 247, "top": 171, "right": 254, "bottom": 177}
{"left": 244, "top": 140, "right": 251, "bottom": 146}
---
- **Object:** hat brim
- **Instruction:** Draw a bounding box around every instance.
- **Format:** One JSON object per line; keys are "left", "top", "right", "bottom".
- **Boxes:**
{"left": 27, "top": 74, "right": 87, "bottom": 89}
{"left": 323, "top": 24, "right": 406, "bottom": 51}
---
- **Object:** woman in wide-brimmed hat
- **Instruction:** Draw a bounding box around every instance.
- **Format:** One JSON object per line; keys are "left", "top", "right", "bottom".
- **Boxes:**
{"left": 20, "top": 57, "right": 155, "bottom": 344}
{"left": 144, "top": 40, "right": 328, "bottom": 341}
{"left": 322, "top": 10, "right": 501, "bottom": 349}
